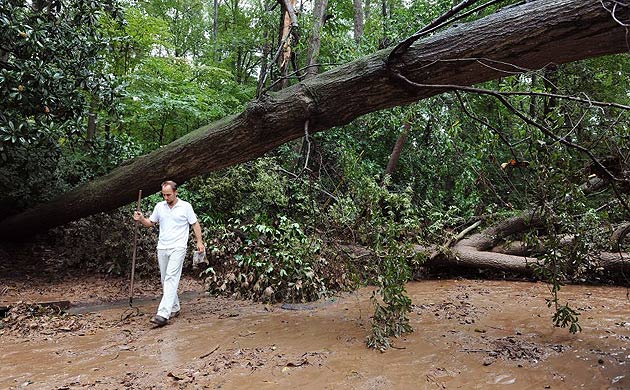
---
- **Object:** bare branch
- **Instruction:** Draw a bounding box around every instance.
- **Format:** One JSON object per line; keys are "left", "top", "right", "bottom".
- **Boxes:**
{"left": 393, "top": 69, "right": 630, "bottom": 217}
{"left": 491, "top": 90, "right": 630, "bottom": 111}
{"left": 274, "top": 166, "right": 339, "bottom": 202}
{"left": 389, "top": 0, "right": 481, "bottom": 62}
{"left": 601, "top": 0, "right": 630, "bottom": 27}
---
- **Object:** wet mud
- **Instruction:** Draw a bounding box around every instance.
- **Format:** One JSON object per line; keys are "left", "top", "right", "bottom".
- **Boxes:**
{"left": 1, "top": 277, "right": 628, "bottom": 389}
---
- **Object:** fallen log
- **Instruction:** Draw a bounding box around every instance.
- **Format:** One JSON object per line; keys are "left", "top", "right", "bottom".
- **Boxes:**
{"left": 342, "top": 208, "right": 630, "bottom": 275}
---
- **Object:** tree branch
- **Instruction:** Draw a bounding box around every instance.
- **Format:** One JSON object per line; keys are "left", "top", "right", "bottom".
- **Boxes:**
{"left": 390, "top": 69, "right": 630, "bottom": 184}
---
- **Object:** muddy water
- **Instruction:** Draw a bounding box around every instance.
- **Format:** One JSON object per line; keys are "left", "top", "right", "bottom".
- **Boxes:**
{"left": 1, "top": 279, "right": 628, "bottom": 389}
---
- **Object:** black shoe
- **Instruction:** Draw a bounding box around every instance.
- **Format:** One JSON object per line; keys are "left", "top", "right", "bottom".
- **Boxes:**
{"left": 170, "top": 310, "right": 180, "bottom": 318}
{"left": 150, "top": 315, "right": 167, "bottom": 327}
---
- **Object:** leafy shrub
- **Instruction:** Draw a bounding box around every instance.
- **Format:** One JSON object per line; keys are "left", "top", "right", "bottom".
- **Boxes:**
{"left": 203, "top": 215, "right": 348, "bottom": 302}
{"left": 366, "top": 239, "right": 414, "bottom": 350}
{"left": 47, "top": 206, "right": 158, "bottom": 276}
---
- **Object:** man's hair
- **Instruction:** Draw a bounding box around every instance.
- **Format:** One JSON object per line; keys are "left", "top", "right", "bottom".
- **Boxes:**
{"left": 161, "top": 180, "right": 177, "bottom": 191}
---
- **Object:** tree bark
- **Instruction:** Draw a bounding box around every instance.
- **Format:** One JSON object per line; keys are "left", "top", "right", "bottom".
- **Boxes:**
{"left": 384, "top": 122, "right": 410, "bottom": 177}
{"left": 2, "top": 0, "right": 629, "bottom": 238}
{"left": 417, "top": 213, "right": 630, "bottom": 274}
{"left": 353, "top": 0, "right": 364, "bottom": 44}
{"left": 305, "top": 0, "right": 329, "bottom": 79}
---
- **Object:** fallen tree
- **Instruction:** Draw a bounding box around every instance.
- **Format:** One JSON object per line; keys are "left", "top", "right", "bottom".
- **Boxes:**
{"left": 1, "top": 0, "right": 629, "bottom": 239}
{"left": 340, "top": 210, "right": 629, "bottom": 276}
{"left": 422, "top": 213, "right": 630, "bottom": 275}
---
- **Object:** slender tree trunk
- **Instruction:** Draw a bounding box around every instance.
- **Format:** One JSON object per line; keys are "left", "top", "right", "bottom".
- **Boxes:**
{"left": 257, "top": 1, "right": 274, "bottom": 96}
{"left": 0, "top": 49, "right": 8, "bottom": 68}
{"left": 385, "top": 122, "right": 410, "bottom": 177}
{"left": 543, "top": 65, "right": 558, "bottom": 117}
{"left": 528, "top": 73, "right": 537, "bottom": 118}
{"left": 1, "top": 0, "right": 627, "bottom": 238}
{"left": 353, "top": 0, "right": 364, "bottom": 44}
{"left": 87, "top": 99, "right": 98, "bottom": 141}
{"left": 257, "top": 38, "right": 272, "bottom": 95}
{"left": 379, "top": 0, "right": 391, "bottom": 48}
{"left": 306, "top": 0, "right": 329, "bottom": 79}
{"left": 235, "top": 48, "right": 242, "bottom": 83}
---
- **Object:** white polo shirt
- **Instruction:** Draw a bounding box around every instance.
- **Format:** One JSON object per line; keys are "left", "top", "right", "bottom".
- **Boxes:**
{"left": 149, "top": 199, "right": 198, "bottom": 249}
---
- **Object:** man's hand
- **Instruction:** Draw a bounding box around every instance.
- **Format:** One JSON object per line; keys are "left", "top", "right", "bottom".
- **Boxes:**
{"left": 192, "top": 221, "right": 204, "bottom": 252}
{"left": 134, "top": 211, "right": 154, "bottom": 227}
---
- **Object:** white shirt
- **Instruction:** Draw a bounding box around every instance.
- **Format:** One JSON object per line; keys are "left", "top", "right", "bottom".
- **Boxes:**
{"left": 149, "top": 199, "right": 198, "bottom": 249}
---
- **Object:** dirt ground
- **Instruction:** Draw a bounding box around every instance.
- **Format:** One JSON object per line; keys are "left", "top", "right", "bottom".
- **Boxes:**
{"left": 1, "top": 273, "right": 629, "bottom": 390}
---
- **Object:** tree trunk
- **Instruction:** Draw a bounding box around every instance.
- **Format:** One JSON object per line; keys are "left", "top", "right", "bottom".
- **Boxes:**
{"left": 353, "top": 0, "right": 364, "bottom": 44}
{"left": 384, "top": 122, "right": 410, "bottom": 177}
{"left": 86, "top": 98, "right": 98, "bottom": 141}
{"left": 257, "top": 1, "right": 274, "bottom": 96}
{"left": 415, "top": 211, "right": 630, "bottom": 274}
{"left": 1, "top": 0, "right": 628, "bottom": 238}
{"left": 277, "top": 0, "right": 297, "bottom": 90}
{"left": 305, "top": 0, "right": 329, "bottom": 79}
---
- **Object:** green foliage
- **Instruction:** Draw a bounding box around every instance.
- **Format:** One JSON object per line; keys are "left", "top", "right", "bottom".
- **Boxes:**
{"left": 315, "top": 148, "right": 419, "bottom": 349}
{"left": 326, "top": 149, "right": 421, "bottom": 246}
{"left": 366, "top": 238, "right": 414, "bottom": 350}
{"left": 121, "top": 56, "right": 251, "bottom": 147}
{"left": 550, "top": 303, "right": 582, "bottom": 334}
{"left": 0, "top": 0, "right": 127, "bottom": 213}
{"left": 204, "top": 215, "right": 346, "bottom": 302}
{"left": 57, "top": 133, "right": 144, "bottom": 186}
{"left": 182, "top": 158, "right": 291, "bottom": 221}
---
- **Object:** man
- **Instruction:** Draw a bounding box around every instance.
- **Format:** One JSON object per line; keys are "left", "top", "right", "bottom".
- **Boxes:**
{"left": 133, "top": 180, "right": 205, "bottom": 327}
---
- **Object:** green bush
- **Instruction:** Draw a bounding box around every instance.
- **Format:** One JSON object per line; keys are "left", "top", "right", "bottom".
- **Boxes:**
{"left": 204, "top": 215, "right": 348, "bottom": 302}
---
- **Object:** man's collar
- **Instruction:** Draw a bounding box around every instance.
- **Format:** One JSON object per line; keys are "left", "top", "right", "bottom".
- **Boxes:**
{"left": 164, "top": 198, "right": 180, "bottom": 207}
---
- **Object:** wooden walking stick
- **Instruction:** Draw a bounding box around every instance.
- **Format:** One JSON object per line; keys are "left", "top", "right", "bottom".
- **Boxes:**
{"left": 123, "top": 189, "right": 143, "bottom": 320}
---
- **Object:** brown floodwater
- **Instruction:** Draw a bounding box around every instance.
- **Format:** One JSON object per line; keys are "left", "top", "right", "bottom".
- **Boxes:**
{"left": 1, "top": 279, "right": 628, "bottom": 389}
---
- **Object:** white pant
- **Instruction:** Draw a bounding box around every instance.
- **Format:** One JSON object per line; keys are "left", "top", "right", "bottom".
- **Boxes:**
{"left": 157, "top": 247, "right": 186, "bottom": 319}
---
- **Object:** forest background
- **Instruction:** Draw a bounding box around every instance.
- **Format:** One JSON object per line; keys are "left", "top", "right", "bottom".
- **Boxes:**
{"left": 1, "top": 0, "right": 629, "bottom": 349}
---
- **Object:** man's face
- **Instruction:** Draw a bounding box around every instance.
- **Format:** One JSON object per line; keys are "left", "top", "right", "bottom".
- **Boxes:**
{"left": 162, "top": 185, "right": 177, "bottom": 205}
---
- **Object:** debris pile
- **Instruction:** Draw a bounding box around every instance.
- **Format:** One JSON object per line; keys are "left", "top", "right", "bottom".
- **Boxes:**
{"left": 1, "top": 302, "right": 92, "bottom": 337}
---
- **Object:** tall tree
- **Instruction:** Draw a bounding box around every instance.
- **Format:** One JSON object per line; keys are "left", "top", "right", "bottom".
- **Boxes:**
{"left": 1, "top": 0, "right": 628, "bottom": 238}
{"left": 277, "top": 0, "right": 299, "bottom": 89}
{"left": 0, "top": 0, "right": 125, "bottom": 214}
{"left": 306, "top": 0, "right": 329, "bottom": 79}
{"left": 353, "top": 0, "right": 364, "bottom": 44}
{"left": 141, "top": 0, "right": 208, "bottom": 58}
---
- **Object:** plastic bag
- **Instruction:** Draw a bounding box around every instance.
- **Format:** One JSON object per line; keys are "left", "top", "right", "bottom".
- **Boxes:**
{"left": 192, "top": 250, "right": 208, "bottom": 269}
